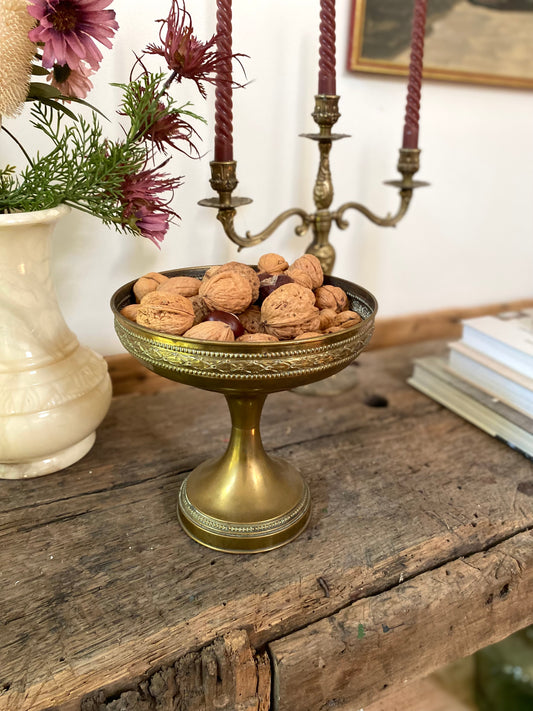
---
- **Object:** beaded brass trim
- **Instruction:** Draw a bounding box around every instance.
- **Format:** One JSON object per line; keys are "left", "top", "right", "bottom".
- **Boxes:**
{"left": 178, "top": 480, "right": 311, "bottom": 539}
{"left": 115, "top": 319, "right": 374, "bottom": 381}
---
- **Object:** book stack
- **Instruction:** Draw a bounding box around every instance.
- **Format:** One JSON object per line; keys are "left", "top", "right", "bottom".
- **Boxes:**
{"left": 408, "top": 309, "right": 533, "bottom": 459}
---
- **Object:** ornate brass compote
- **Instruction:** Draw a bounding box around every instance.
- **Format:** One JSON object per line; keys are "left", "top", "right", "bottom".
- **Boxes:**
{"left": 111, "top": 267, "right": 377, "bottom": 554}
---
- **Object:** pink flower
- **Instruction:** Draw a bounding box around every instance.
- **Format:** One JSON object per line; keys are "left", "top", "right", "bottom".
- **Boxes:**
{"left": 48, "top": 62, "right": 94, "bottom": 98}
{"left": 133, "top": 206, "right": 170, "bottom": 247}
{"left": 27, "top": 0, "right": 118, "bottom": 71}
{"left": 145, "top": 0, "right": 228, "bottom": 97}
{"left": 141, "top": 102, "right": 200, "bottom": 157}
{"left": 119, "top": 168, "right": 183, "bottom": 246}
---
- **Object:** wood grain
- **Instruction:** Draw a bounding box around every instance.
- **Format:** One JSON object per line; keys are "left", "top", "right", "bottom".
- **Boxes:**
{"left": 80, "top": 630, "right": 270, "bottom": 711}
{"left": 349, "top": 657, "right": 477, "bottom": 711}
{"left": 269, "top": 531, "right": 533, "bottom": 710}
{"left": 1, "top": 341, "right": 533, "bottom": 710}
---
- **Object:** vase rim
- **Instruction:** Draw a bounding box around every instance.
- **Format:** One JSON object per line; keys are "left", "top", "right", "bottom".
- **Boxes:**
{"left": 0, "top": 204, "right": 71, "bottom": 227}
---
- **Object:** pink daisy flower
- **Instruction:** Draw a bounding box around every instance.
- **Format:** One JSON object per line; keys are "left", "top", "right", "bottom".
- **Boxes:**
{"left": 48, "top": 62, "right": 94, "bottom": 98}
{"left": 27, "top": 0, "right": 118, "bottom": 71}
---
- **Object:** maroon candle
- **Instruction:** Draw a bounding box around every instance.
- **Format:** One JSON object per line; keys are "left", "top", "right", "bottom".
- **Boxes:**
{"left": 318, "top": 0, "right": 336, "bottom": 95}
{"left": 214, "top": 0, "right": 233, "bottom": 161}
{"left": 402, "top": 0, "right": 428, "bottom": 149}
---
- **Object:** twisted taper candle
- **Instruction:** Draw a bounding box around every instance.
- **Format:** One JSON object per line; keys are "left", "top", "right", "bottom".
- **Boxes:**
{"left": 402, "top": 0, "right": 427, "bottom": 149}
{"left": 318, "top": 0, "right": 336, "bottom": 95}
{"left": 214, "top": 0, "right": 233, "bottom": 161}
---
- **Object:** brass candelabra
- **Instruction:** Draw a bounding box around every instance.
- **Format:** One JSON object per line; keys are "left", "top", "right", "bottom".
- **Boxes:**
{"left": 200, "top": 94, "right": 429, "bottom": 274}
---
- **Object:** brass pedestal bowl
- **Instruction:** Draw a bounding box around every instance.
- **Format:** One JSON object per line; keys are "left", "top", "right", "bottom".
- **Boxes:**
{"left": 111, "top": 268, "right": 377, "bottom": 554}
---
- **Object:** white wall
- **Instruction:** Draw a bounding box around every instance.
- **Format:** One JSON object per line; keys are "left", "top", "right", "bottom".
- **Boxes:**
{"left": 4, "top": 0, "right": 533, "bottom": 355}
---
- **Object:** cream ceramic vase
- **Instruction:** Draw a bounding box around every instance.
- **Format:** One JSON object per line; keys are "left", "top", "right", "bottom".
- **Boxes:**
{"left": 0, "top": 206, "right": 112, "bottom": 479}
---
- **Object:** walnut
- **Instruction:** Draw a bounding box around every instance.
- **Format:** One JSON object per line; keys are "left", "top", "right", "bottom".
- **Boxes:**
{"left": 286, "top": 267, "right": 313, "bottom": 290}
{"left": 202, "top": 265, "right": 220, "bottom": 281}
{"left": 236, "top": 333, "right": 279, "bottom": 343}
{"left": 257, "top": 253, "right": 289, "bottom": 274}
{"left": 133, "top": 272, "right": 168, "bottom": 302}
{"left": 189, "top": 295, "right": 211, "bottom": 325}
{"left": 294, "top": 331, "right": 323, "bottom": 340}
{"left": 137, "top": 291, "right": 194, "bottom": 335}
{"left": 204, "top": 262, "right": 260, "bottom": 303}
{"left": 120, "top": 304, "right": 139, "bottom": 321}
{"left": 239, "top": 305, "right": 263, "bottom": 334}
{"left": 183, "top": 321, "right": 235, "bottom": 342}
{"left": 314, "top": 285, "right": 349, "bottom": 312}
{"left": 318, "top": 308, "right": 337, "bottom": 331}
{"left": 334, "top": 310, "right": 363, "bottom": 328}
{"left": 199, "top": 271, "right": 253, "bottom": 314}
{"left": 290, "top": 254, "right": 324, "bottom": 289}
{"left": 261, "top": 282, "right": 319, "bottom": 340}
{"left": 157, "top": 276, "right": 201, "bottom": 297}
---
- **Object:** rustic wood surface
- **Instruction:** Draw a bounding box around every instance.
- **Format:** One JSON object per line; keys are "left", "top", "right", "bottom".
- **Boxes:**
{"left": 355, "top": 656, "right": 477, "bottom": 711}
{"left": 1, "top": 340, "right": 533, "bottom": 710}
{"left": 270, "top": 530, "right": 533, "bottom": 710}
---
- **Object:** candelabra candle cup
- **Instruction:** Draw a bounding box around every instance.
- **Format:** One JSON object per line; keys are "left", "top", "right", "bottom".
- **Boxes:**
{"left": 111, "top": 267, "right": 377, "bottom": 553}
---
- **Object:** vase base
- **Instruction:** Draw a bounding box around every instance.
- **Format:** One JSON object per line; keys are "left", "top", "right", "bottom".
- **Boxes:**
{"left": 0, "top": 432, "right": 96, "bottom": 479}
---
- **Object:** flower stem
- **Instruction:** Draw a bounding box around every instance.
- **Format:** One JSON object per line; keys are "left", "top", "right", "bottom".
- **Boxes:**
{"left": 1, "top": 126, "right": 34, "bottom": 167}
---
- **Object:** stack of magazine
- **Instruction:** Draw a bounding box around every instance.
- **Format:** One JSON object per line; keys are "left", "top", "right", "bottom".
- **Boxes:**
{"left": 408, "top": 309, "right": 533, "bottom": 459}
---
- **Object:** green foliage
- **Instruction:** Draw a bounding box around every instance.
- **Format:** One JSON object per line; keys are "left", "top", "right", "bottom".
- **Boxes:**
{"left": 0, "top": 76, "right": 202, "bottom": 235}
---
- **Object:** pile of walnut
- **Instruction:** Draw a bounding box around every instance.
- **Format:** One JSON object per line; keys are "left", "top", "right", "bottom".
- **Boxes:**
{"left": 120, "top": 252, "right": 362, "bottom": 343}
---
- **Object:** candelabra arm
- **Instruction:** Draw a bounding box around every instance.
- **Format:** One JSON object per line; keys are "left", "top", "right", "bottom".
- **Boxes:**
{"left": 333, "top": 189, "right": 412, "bottom": 230}
{"left": 217, "top": 205, "right": 312, "bottom": 251}
{"left": 199, "top": 160, "right": 312, "bottom": 251}
{"left": 333, "top": 147, "right": 429, "bottom": 231}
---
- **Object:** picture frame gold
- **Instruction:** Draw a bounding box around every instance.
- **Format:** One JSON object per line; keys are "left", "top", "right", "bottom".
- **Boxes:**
{"left": 348, "top": 0, "right": 533, "bottom": 90}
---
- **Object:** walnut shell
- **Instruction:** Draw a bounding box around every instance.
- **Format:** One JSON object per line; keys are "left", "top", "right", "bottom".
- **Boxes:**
{"left": 318, "top": 308, "right": 337, "bottom": 331}
{"left": 239, "top": 305, "right": 263, "bottom": 334}
{"left": 183, "top": 321, "right": 235, "bottom": 342}
{"left": 290, "top": 254, "right": 324, "bottom": 289}
{"left": 199, "top": 271, "right": 253, "bottom": 314}
{"left": 334, "top": 310, "right": 363, "bottom": 328}
{"left": 257, "top": 253, "right": 289, "bottom": 274}
{"left": 286, "top": 267, "right": 313, "bottom": 290}
{"left": 204, "top": 262, "right": 260, "bottom": 303}
{"left": 236, "top": 333, "right": 279, "bottom": 343}
{"left": 294, "top": 331, "right": 323, "bottom": 340}
{"left": 133, "top": 272, "right": 169, "bottom": 302}
{"left": 261, "top": 282, "right": 319, "bottom": 340}
{"left": 157, "top": 276, "right": 201, "bottom": 297}
{"left": 189, "top": 295, "right": 211, "bottom": 325}
{"left": 314, "top": 285, "right": 349, "bottom": 312}
{"left": 120, "top": 304, "right": 140, "bottom": 322}
{"left": 137, "top": 291, "right": 195, "bottom": 335}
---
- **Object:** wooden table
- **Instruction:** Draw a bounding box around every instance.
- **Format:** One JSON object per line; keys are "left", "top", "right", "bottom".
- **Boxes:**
{"left": 2, "top": 340, "right": 533, "bottom": 711}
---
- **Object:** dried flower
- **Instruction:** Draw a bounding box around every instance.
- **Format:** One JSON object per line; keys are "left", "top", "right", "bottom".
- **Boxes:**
{"left": 27, "top": 0, "right": 118, "bottom": 70}
{"left": 1, "top": 0, "right": 245, "bottom": 248}
{"left": 0, "top": 0, "right": 36, "bottom": 116}
{"left": 146, "top": 0, "right": 228, "bottom": 98}
{"left": 119, "top": 167, "right": 183, "bottom": 247}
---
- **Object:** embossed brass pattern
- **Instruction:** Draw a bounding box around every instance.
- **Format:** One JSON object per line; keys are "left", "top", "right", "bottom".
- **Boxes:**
{"left": 200, "top": 95, "right": 429, "bottom": 275}
{"left": 111, "top": 267, "right": 377, "bottom": 553}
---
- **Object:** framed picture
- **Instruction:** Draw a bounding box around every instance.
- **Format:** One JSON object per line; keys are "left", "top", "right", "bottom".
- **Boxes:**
{"left": 348, "top": 0, "right": 533, "bottom": 89}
